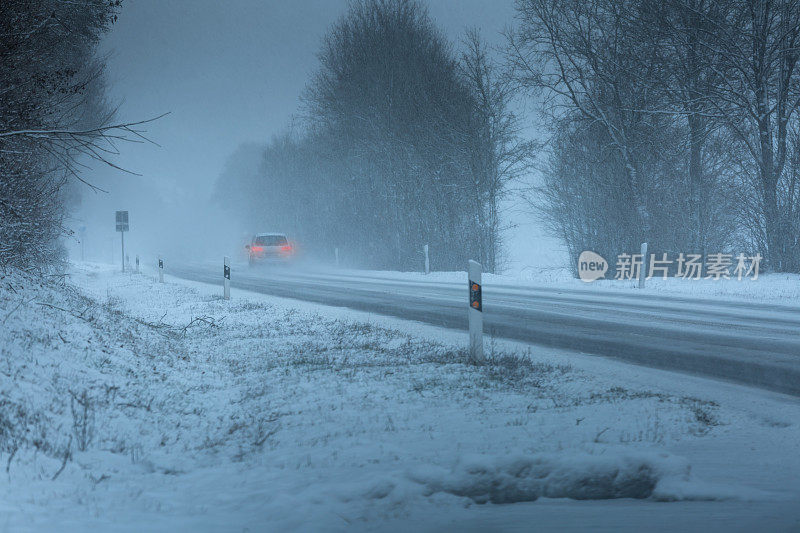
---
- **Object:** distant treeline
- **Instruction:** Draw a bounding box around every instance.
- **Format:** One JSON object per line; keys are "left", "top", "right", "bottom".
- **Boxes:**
{"left": 0, "top": 1, "right": 120, "bottom": 269}
{"left": 216, "top": 0, "right": 531, "bottom": 272}
{"left": 220, "top": 0, "right": 800, "bottom": 275}
{"left": 510, "top": 0, "right": 800, "bottom": 273}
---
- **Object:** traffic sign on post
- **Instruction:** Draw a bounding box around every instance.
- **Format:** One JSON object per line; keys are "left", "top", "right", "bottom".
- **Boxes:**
{"left": 158, "top": 255, "right": 164, "bottom": 283}
{"left": 115, "top": 211, "right": 129, "bottom": 232}
{"left": 115, "top": 211, "right": 128, "bottom": 272}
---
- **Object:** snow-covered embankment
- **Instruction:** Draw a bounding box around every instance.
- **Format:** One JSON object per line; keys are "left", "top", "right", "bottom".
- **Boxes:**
{"left": 1, "top": 263, "right": 797, "bottom": 530}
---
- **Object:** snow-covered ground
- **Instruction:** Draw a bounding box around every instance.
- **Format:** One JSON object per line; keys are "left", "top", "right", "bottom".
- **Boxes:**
{"left": 325, "top": 265, "right": 800, "bottom": 306}
{"left": 1, "top": 263, "right": 799, "bottom": 531}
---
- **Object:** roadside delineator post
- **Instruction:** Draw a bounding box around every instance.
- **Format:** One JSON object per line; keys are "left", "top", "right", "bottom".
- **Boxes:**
{"left": 424, "top": 244, "right": 430, "bottom": 275}
{"left": 468, "top": 259, "right": 484, "bottom": 363}
{"left": 135, "top": 255, "right": 140, "bottom": 273}
{"left": 158, "top": 255, "right": 164, "bottom": 283}
{"left": 639, "top": 242, "right": 648, "bottom": 289}
{"left": 223, "top": 256, "right": 231, "bottom": 300}
{"left": 335, "top": 247, "right": 339, "bottom": 267}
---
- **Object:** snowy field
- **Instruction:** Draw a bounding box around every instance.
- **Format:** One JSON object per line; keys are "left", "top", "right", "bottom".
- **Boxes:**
{"left": 1, "top": 263, "right": 799, "bottom": 531}
{"left": 318, "top": 264, "right": 800, "bottom": 306}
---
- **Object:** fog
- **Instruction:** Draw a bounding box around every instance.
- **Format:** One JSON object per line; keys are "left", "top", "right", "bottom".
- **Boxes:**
{"left": 71, "top": 0, "right": 564, "bottom": 273}
{"left": 6, "top": 1, "right": 800, "bottom": 528}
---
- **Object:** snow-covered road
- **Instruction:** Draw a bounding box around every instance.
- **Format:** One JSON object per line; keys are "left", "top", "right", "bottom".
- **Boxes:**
{"left": 169, "top": 261, "right": 800, "bottom": 396}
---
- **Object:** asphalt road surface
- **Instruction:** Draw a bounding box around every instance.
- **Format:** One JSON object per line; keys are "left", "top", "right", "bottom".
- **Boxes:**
{"left": 169, "top": 261, "right": 800, "bottom": 396}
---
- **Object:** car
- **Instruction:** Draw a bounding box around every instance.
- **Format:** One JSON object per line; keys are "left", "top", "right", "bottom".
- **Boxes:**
{"left": 246, "top": 233, "right": 294, "bottom": 265}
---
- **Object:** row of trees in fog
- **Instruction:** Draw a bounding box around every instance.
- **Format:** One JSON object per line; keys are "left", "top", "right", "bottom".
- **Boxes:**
{"left": 219, "top": 0, "right": 800, "bottom": 274}
{"left": 216, "top": 0, "right": 531, "bottom": 272}
{"left": 511, "top": 0, "right": 800, "bottom": 272}
{"left": 0, "top": 1, "right": 122, "bottom": 268}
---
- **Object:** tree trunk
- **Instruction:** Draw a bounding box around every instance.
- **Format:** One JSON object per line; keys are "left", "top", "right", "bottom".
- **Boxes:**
{"left": 688, "top": 112, "right": 704, "bottom": 253}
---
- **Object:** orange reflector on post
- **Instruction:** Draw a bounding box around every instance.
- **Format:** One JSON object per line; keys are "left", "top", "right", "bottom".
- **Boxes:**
{"left": 469, "top": 279, "right": 482, "bottom": 312}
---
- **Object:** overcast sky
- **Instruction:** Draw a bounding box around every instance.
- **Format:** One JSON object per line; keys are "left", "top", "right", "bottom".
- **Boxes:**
{"left": 76, "top": 0, "right": 564, "bottom": 272}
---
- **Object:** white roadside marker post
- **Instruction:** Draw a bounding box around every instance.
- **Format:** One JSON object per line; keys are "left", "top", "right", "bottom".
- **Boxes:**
{"left": 223, "top": 256, "right": 231, "bottom": 300}
{"left": 639, "top": 242, "right": 648, "bottom": 289}
{"left": 468, "top": 259, "right": 484, "bottom": 363}
{"left": 424, "top": 244, "right": 430, "bottom": 275}
{"left": 158, "top": 255, "right": 164, "bottom": 283}
{"left": 335, "top": 247, "right": 339, "bottom": 267}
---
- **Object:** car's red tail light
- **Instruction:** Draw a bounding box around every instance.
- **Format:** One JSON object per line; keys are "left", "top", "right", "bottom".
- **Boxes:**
{"left": 251, "top": 246, "right": 263, "bottom": 252}
{"left": 281, "top": 245, "right": 292, "bottom": 252}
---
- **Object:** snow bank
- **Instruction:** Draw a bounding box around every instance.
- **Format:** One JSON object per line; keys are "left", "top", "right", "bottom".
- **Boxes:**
{"left": 407, "top": 452, "right": 774, "bottom": 504}
{"left": 409, "top": 453, "right": 679, "bottom": 503}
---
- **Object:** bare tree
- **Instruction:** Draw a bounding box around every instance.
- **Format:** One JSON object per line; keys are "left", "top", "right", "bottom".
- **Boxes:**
{"left": 460, "top": 29, "right": 535, "bottom": 272}
{"left": 0, "top": 0, "right": 134, "bottom": 269}
{"left": 510, "top": 0, "right": 783, "bottom": 273}
{"left": 699, "top": 0, "right": 800, "bottom": 270}
{"left": 509, "top": 0, "right": 662, "bottom": 250}
{"left": 217, "top": 1, "right": 522, "bottom": 272}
